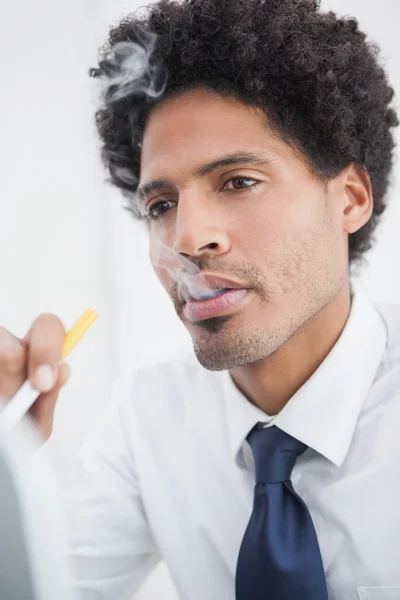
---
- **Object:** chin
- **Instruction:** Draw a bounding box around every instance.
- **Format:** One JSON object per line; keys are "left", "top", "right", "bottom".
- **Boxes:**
{"left": 191, "top": 324, "right": 283, "bottom": 371}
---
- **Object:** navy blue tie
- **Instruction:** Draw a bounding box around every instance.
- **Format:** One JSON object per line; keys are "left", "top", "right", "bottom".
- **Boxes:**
{"left": 235, "top": 425, "right": 328, "bottom": 600}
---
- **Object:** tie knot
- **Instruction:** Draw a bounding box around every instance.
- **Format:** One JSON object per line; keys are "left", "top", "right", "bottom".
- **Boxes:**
{"left": 247, "top": 425, "right": 306, "bottom": 484}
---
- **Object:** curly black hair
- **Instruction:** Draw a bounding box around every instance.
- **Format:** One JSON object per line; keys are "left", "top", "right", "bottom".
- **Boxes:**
{"left": 91, "top": 0, "right": 398, "bottom": 267}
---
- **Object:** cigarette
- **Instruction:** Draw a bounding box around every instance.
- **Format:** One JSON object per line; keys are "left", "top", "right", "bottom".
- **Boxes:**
{"left": 0, "top": 309, "right": 98, "bottom": 433}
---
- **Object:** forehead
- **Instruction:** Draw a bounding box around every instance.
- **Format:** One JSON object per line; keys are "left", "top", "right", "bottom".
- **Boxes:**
{"left": 139, "top": 88, "right": 290, "bottom": 181}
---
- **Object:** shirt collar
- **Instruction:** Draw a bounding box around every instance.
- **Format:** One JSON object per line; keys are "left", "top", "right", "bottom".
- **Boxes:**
{"left": 222, "top": 285, "right": 388, "bottom": 468}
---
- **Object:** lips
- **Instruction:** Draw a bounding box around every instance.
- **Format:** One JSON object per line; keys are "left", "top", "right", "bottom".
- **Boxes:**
{"left": 183, "top": 288, "right": 251, "bottom": 322}
{"left": 179, "top": 274, "right": 252, "bottom": 322}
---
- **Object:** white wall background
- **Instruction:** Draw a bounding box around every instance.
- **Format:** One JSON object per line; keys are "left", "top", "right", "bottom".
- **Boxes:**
{"left": 0, "top": 0, "right": 399, "bottom": 598}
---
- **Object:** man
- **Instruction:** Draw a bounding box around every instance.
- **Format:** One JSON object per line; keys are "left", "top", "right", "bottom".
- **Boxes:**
{"left": 0, "top": 0, "right": 399, "bottom": 598}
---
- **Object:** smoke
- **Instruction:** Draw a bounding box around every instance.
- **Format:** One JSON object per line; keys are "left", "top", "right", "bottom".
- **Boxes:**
{"left": 92, "top": 34, "right": 226, "bottom": 302}
{"left": 150, "top": 240, "right": 226, "bottom": 301}
{"left": 91, "top": 32, "right": 166, "bottom": 191}
{"left": 92, "top": 33, "right": 165, "bottom": 104}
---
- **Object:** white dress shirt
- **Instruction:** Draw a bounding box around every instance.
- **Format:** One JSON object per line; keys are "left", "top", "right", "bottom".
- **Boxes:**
{"left": 65, "top": 285, "right": 400, "bottom": 600}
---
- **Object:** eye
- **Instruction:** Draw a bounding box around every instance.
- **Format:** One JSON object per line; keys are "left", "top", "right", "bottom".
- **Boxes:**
{"left": 145, "top": 199, "right": 177, "bottom": 221}
{"left": 223, "top": 177, "right": 260, "bottom": 192}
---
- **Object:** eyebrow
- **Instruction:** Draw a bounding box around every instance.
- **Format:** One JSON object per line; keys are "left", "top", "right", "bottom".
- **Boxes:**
{"left": 136, "top": 152, "right": 275, "bottom": 205}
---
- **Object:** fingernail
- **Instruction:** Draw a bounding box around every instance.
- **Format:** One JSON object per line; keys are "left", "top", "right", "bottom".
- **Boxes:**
{"left": 33, "top": 365, "right": 55, "bottom": 392}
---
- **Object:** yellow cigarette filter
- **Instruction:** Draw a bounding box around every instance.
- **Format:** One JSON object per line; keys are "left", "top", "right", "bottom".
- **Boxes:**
{"left": 62, "top": 309, "right": 98, "bottom": 360}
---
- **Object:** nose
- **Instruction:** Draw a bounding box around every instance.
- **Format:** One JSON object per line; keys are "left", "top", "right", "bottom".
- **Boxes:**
{"left": 172, "top": 192, "right": 230, "bottom": 259}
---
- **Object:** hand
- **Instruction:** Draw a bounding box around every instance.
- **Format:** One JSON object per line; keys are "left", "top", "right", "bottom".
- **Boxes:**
{"left": 0, "top": 314, "right": 70, "bottom": 441}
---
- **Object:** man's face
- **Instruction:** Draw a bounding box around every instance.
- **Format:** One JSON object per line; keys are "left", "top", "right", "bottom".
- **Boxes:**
{"left": 139, "top": 88, "right": 347, "bottom": 370}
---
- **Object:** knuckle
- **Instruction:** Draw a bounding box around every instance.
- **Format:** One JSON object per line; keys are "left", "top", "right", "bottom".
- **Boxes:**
{"left": 30, "top": 341, "right": 52, "bottom": 363}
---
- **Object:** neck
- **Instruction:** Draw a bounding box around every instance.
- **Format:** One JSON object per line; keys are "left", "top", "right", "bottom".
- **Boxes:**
{"left": 229, "top": 282, "right": 352, "bottom": 416}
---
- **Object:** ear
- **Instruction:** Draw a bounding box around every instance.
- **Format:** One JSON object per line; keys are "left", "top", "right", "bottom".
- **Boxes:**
{"left": 342, "top": 163, "right": 373, "bottom": 234}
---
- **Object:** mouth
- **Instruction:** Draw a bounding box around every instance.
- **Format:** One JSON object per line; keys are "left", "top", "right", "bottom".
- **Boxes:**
{"left": 179, "top": 274, "right": 252, "bottom": 323}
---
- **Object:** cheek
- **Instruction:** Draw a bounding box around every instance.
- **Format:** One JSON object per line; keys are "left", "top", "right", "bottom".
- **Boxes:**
{"left": 148, "top": 233, "right": 172, "bottom": 292}
{"left": 231, "top": 194, "right": 294, "bottom": 259}
{"left": 150, "top": 258, "right": 176, "bottom": 295}
{"left": 274, "top": 194, "right": 343, "bottom": 289}
{"left": 236, "top": 188, "right": 335, "bottom": 277}
{"left": 148, "top": 218, "right": 176, "bottom": 250}
{"left": 152, "top": 265, "right": 168, "bottom": 287}
{"left": 148, "top": 223, "right": 183, "bottom": 296}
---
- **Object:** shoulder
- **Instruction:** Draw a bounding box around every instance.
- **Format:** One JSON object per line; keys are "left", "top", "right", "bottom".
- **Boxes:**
{"left": 113, "top": 342, "right": 226, "bottom": 420}
{"left": 373, "top": 299, "right": 400, "bottom": 382}
{"left": 118, "top": 342, "right": 205, "bottom": 390}
{"left": 79, "top": 342, "right": 224, "bottom": 457}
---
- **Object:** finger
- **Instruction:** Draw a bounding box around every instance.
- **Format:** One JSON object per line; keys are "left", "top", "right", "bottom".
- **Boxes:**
{"left": 26, "top": 314, "right": 65, "bottom": 393}
{"left": 29, "top": 362, "right": 70, "bottom": 441}
{"left": 0, "top": 326, "right": 27, "bottom": 399}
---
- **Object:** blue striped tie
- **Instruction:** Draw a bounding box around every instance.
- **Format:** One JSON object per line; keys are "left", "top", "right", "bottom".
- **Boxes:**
{"left": 235, "top": 424, "right": 328, "bottom": 599}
